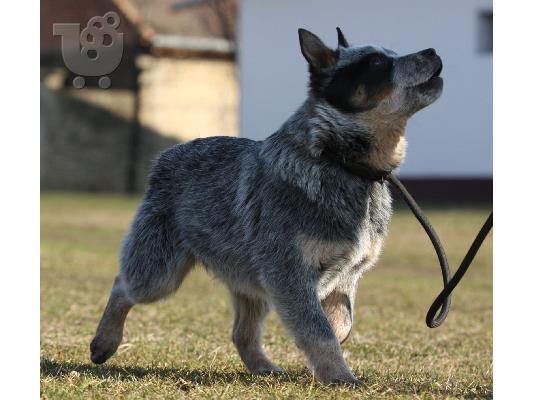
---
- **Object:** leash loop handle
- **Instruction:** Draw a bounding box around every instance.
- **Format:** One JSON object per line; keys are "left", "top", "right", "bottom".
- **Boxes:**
{"left": 387, "top": 174, "right": 493, "bottom": 328}
{"left": 425, "top": 211, "right": 492, "bottom": 327}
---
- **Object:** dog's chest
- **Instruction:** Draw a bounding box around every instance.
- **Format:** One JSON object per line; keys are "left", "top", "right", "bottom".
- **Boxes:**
{"left": 295, "top": 211, "right": 386, "bottom": 297}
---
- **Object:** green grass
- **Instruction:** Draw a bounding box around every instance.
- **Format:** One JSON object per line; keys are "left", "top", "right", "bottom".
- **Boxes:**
{"left": 41, "top": 192, "right": 492, "bottom": 399}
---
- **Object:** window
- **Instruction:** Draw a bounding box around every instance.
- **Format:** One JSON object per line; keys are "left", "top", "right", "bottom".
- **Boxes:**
{"left": 478, "top": 10, "right": 493, "bottom": 53}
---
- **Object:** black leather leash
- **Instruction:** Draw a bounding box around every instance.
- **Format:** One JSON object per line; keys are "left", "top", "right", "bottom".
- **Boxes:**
{"left": 328, "top": 158, "right": 493, "bottom": 327}
{"left": 386, "top": 174, "right": 493, "bottom": 328}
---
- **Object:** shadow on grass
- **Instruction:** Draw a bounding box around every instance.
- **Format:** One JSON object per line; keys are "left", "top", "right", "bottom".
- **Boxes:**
{"left": 40, "top": 358, "right": 304, "bottom": 388}
{"left": 41, "top": 358, "right": 491, "bottom": 398}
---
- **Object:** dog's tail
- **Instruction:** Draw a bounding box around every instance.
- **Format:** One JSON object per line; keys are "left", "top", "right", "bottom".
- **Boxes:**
{"left": 119, "top": 197, "right": 194, "bottom": 304}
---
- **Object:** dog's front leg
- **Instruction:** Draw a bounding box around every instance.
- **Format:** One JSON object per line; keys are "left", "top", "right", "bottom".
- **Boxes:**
{"left": 321, "top": 275, "right": 360, "bottom": 344}
{"left": 265, "top": 270, "right": 362, "bottom": 386}
{"left": 231, "top": 291, "right": 283, "bottom": 375}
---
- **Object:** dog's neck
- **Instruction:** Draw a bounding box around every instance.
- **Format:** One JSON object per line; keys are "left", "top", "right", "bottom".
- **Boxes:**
{"left": 260, "top": 98, "right": 407, "bottom": 201}
{"left": 357, "top": 110, "right": 408, "bottom": 173}
{"left": 308, "top": 99, "right": 408, "bottom": 173}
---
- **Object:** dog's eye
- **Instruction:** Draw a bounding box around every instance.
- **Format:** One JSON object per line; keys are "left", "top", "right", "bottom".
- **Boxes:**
{"left": 369, "top": 55, "right": 387, "bottom": 70}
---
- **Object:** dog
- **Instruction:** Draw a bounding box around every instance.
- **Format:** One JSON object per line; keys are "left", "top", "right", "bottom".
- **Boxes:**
{"left": 90, "top": 27, "right": 443, "bottom": 386}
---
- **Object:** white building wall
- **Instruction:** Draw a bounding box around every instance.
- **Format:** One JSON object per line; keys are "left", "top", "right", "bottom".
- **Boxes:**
{"left": 239, "top": 0, "right": 492, "bottom": 177}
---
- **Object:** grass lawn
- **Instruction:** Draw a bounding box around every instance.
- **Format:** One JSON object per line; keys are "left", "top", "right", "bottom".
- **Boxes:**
{"left": 41, "top": 192, "right": 492, "bottom": 399}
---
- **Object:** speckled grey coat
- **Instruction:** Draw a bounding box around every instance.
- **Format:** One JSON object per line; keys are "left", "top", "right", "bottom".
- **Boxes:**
{"left": 90, "top": 28, "right": 443, "bottom": 385}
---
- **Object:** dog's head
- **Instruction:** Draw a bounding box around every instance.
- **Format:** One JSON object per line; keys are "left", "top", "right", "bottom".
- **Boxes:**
{"left": 298, "top": 28, "right": 443, "bottom": 118}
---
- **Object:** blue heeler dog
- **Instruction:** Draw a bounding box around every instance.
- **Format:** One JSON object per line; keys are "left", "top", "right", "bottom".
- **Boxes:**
{"left": 90, "top": 28, "right": 443, "bottom": 385}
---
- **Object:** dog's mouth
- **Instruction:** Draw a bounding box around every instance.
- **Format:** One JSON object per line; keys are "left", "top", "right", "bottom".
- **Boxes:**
{"left": 413, "top": 61, "right": 443, "bottom": 90}
{"left": 427, "top": 56, "right": 443, "bottom": 80}
{"left": 430, "top": 62, "right": 443, "bottom": 79}
{"left": 411, "top": 57, "right": 443, "bottom": 88}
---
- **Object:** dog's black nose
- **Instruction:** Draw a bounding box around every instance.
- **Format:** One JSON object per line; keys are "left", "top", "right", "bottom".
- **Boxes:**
{"left": 421, "top": 48, "right": 437, "bottom": 58}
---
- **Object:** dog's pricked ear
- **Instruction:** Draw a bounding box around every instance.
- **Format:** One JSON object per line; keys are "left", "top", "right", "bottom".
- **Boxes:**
{"left": 298, "top": 28, "right": 336, "bottom": 71}
{"left": 336, "top": 27, "right": 349, "bottom": 48}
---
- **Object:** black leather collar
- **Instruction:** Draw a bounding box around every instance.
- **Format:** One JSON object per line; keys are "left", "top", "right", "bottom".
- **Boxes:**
{"left": 339, "top": 162, "right": 392, "bottom": 182}
{"left": 322, "top": 152, "right": 392, "bottom": 182}
{"left": 321, "top": 147, "right": 392, "bottom": 182}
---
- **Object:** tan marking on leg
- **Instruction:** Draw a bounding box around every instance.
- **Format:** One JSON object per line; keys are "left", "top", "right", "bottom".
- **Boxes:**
{"left": 320, "top": 238, "right": 384, "bottom": 344}
{"left": 321, "top": 292, "right": 352, "bottom": 344}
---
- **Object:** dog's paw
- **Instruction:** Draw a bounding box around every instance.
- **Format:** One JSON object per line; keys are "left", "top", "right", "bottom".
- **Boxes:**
{"left": 319, "top": 373, "right": 364, "bottom": 387}
{"left": 329, "top": 376, "right": 364, "bottom": 387}
{"left": 247, "top": 359, "right": 284, "bottom": 376}
{"left": 314, "top": 365, "right": 363, "bottom": 387}
{"left": 89, "top": 335, "right": 121, "bottom": 364}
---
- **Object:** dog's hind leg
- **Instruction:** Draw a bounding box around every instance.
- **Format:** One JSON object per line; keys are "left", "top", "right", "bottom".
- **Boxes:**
{"left": 90, "top": 275, "right": 133, "bottom": 364}
{"left": 90, "top": 202, "right": 195, "bottom": 364}
{"left": 231, "top": 291, "right": 283, "bottom": 375}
